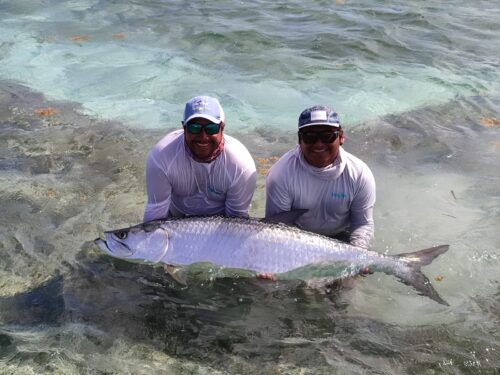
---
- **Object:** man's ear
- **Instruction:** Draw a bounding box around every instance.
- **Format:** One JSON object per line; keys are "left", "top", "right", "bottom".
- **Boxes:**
{"left": 339, "top": 130, "right": 346, "bottom": 145}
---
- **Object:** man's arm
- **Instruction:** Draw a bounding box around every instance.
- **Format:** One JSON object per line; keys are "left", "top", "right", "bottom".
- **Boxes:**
{"left": 265, "top": 166, "right": 293, "bottom": 218}
{"left": 143, "top": 152, "right": 172, "bottom": 222}
{"left": 349, "top": 167, "right": 376, "bottom": 248}
{"left": 225, "top": 167, "right": 257, "bottom": 217}
{"left": 349, "top": 207, "right": 374, "bottom": 248}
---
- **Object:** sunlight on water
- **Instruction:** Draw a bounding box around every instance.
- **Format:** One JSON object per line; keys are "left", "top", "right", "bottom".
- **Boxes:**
{"left": 1, "top": 0, "right": 499, "bottom": 129}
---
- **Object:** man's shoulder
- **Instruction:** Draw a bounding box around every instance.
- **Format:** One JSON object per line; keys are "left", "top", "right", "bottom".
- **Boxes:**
{"left": 147, "top": 130, "right": 185, "bottom": 169}
{"left": 341, "top": 149, "right": 375, "bottom": 183}
{"left": 341, "top": 148, "right": 371, "bottom": 171}
{"left": 273, "top": 146, "right": 300, "bottom": 166}
{"left": 267, "top": 146, "right": 300, "bottom": 178}
{"left": 223, "top": 134, "right": 250, "bottom": 151}
{"left": 222, "top": 134, "right": 255, "bottom": 165}
{"left": 150, "top": 129, "right": 183, "bottom": 155}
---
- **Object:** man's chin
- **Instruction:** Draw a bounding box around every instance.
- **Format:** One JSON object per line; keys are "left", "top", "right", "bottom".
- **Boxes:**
{"left": 304, "top": 154, "right": 334, "bottom": 168}
{"left": 192, "top": 148, "right": 214, "bottom": 159}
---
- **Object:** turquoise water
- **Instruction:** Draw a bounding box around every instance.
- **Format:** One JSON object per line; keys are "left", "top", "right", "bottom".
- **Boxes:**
{"left": 1, "top": 1, "right": 500, "bottom": 374}
{"left": 1, "top": 0, "right": 499, "bottom": 129}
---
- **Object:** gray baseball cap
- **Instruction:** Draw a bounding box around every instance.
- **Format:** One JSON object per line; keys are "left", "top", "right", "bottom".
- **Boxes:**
{"left": 298, "top": 105, "right": 340, "bottom": 129}
{"left": 183, "top": 95, "right": 225, "bottom": 124}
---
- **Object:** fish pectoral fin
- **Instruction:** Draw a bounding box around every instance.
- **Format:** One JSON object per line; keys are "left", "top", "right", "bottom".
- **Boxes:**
{"left": 164, "top": 264, "right": 188, "bottom": 285}
{"left": 305, "top": 277, "right": 341, "bottom": 289}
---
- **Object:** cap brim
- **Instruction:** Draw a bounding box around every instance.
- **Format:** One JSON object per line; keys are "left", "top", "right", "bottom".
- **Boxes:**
{"left": 184, "top": 114, "right": 222, "bottom": 124}
{"left": 299, "top": 122, "right": 340, "bottom": 129}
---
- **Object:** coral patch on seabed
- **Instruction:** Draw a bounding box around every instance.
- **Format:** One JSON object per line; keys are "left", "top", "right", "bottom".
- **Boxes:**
{"left": 34, "top": 107, "right": 59, "bottom": 117}
{"left": 480, "top": 117, "right": 500, "bottom": 127}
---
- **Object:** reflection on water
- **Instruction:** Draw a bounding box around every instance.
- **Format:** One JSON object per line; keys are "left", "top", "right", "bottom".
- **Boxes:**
{"left": 1, "top": 81, "right": 499, "bottom": 373}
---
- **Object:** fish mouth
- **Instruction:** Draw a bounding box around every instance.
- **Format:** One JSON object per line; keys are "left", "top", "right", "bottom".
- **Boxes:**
{"left": 94, "top": 238, "right": 110, "bottom": 252}
{"left": 94, "top": 236, "right": 134, "bottom": 257}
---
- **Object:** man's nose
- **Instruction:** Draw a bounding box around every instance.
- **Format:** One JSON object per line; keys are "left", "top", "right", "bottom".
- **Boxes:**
{"left": 198, "top": 129, "right": 210, "bottom": 140}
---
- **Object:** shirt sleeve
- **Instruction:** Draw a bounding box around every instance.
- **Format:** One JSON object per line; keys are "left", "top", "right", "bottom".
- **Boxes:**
{"left": 265, "top": 163, "right": 293, "bottom": 218}
{"left": 143, "top": 151, "right": 172, "bottom": 222}
{"left": 225, "top": 166, "right": 257, "bottom": 218}
{"left": 349, "top": 166, "right": 376, "bottom": 248}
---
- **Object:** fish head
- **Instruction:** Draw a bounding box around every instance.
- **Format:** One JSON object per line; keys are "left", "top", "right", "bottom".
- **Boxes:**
{"left": 95, "top": 221, "right": 169, "bottom": 264}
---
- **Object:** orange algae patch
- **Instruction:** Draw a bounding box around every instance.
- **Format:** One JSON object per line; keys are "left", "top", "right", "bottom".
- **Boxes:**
{"left": 71, "top": 35, "right": 91, "bottom": 42}
{"left": 480, "top": 117, "right": 500, "bottom": 127}
{"left": 34, "top": 107, "right": 59, "bottom": 117}
{"left": 47, "top": 188, "right": 58, "bottom": 198}
{"left": 255, "top": 156, "right": 281, "bottom": 176}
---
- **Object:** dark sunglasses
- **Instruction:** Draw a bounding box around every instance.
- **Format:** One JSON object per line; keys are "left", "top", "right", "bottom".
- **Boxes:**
{"left": 299, "top": 130, "right": 340, "bottom": 144}
{"left": 185, "top": 122, "right": 221, "bottom": 135}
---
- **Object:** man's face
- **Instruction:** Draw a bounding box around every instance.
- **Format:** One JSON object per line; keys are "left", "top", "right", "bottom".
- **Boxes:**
{"left": 184, "top": 118, "right": 224, "bottom": 160}
{"left": 299, "top": 125, "right": 343, "bottom": 168}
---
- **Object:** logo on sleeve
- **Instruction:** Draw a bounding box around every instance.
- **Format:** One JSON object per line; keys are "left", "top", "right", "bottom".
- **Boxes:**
{"left": 208, "top": 186, "right": 222, "bottom": 195}
{"left": 331, "top": 192, "right": 349, "bottom": 199}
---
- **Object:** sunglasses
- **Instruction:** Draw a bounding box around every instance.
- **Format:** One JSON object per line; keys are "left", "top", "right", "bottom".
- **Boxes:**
{"left": 299, "top": 130, "right": 340, "bottom": 144}
{"left": 185, "top": 122, "right": 221, "bottom": 135}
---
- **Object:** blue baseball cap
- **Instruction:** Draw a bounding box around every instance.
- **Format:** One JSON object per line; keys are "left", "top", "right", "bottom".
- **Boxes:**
{"left": 298, "top": 105, "right": 340, "bottom": 129}
{"left": 183, "top": 95, "right": 225, "bottom": 125}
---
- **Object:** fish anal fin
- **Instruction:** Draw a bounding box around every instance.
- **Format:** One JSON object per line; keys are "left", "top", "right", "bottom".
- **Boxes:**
{"left": 305, "top": 277, "right": 343, "bottom": 289}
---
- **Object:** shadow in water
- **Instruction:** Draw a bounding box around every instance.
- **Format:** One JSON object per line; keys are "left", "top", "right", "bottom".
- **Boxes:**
{"left": 0, "top": 246, "right": 356, "bottom": 367}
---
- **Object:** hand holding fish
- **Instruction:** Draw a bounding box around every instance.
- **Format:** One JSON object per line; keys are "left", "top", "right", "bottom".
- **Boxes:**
{"left": 256, "top": 273, "right": 277, "bottom": 281}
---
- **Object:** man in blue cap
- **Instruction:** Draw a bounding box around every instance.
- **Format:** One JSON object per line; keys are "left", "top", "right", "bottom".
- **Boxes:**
{"left": 144, "top": 95, "right": 257, "bottom": 222}
{"left": 266, "top": 105, "right": 376, "bottom": 249}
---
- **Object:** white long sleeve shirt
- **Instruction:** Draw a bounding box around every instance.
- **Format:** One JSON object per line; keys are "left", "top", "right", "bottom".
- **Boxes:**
{"left": 144, "top": 130, "right": 257, "bottom": 222}
{"left": 265, "top": 145, "right": 376, "bottom": 248}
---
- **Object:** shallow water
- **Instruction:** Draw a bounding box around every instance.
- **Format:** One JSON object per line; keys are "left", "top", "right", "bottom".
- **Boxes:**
{"left": 1, "top": 0, "right": 500, "bottom": 373}
{"left": 0, "top": 81, "right": 499, "bottom": 374}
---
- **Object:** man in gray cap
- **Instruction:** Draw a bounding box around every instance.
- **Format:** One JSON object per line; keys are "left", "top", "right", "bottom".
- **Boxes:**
{"left": 144, "top": 95, "right": 257, "bottom": 222}
{"left": 266, "top": 105, "right": 376, "bottom": 249}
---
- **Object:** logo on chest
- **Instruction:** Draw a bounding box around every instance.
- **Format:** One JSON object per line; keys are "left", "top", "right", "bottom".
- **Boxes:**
{"left": 331, "top": 191, "right": 349, "bottom": 199}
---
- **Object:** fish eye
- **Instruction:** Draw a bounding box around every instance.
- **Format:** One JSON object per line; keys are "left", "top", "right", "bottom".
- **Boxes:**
{"left": 115, "top": 231, "right": 128, "bottom": 240}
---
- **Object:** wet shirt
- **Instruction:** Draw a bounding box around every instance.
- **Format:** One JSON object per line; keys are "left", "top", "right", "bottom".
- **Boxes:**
{"left": 265, "top": 145, "right": 376, "bottom": 248}
{"left": 144, "top": 130, "right": 257, "bottom": 222}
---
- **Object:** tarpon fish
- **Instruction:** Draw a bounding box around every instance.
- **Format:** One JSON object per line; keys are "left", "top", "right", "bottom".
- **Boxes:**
{"left": 95, "top": 214, "right": 449, "bottom": 305}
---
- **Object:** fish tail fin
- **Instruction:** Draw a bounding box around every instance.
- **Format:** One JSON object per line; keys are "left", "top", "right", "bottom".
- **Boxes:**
{"left": 394, "top": 245, "right": 450, "bottom": 306}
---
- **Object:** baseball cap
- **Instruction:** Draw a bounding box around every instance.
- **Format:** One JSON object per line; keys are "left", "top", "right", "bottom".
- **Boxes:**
{"left": 183, "top": 95, "right": 225, "bottom": 124}
{"left": 298, "top": 105, "right": 340, "bottom": 129}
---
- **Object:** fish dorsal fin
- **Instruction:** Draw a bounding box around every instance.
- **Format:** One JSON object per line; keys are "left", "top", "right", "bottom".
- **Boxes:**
{"left": 164, "top": 264, "right": 188, "bottom": 285}
{"left": 263, "top": 209, "right": 308, "bottom": 225}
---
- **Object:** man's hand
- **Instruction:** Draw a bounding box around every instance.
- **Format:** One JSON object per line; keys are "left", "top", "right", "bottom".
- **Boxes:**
{"left": 256, "top": 273, "right": 277, "bottom": 281}
{"left": 359, "top": 267, "right": 373, "bottom": 275}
